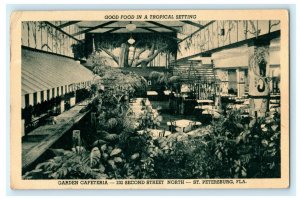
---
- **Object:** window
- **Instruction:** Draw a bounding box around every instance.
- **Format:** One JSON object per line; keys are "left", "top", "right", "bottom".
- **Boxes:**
{"left": 147, "top": 80, "right": 152, "bottom": 86}
{"left": 52, "top": 88, "right": 55, "bottom": 98}
{"left": 61, "top": 86, "right": 64, "bottom": 95}
{"left": 57, "top": 87, "right": 59, "bottom": 96}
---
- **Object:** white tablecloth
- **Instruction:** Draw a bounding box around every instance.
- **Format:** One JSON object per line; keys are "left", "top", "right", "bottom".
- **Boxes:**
{"left": 172, "top": 119, "right": 202, "bottom": 132}
{"left": 197, "top": 99, "right": 214, "bottom": 104}
{"left": 147, "top": 91, "right": 158, "bottom": 96}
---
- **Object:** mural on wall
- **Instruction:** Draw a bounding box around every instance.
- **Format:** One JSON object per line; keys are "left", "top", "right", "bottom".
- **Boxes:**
{"left": 177, "top": 20, "right": 280, "bottom": 60}
{"left": 21, "top": 21, "right": 82, "bottom": 58}
{"left": 215, "top": 69, "right": 229, "bottom": 94}
{"left": 248, "top": 45, "right": 270, "bottom": 117}
{"left": 84, "top": 32, "right": 177, "bottom": 68}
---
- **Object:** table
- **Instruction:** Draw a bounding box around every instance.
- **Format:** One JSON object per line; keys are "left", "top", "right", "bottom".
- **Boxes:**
{"left": 137, "top": 129, "right": 171, "bottom": 138}
{"left": 174, "top": 93, "right": 188, "bottom": 98}
{"left": 202, "top": 109, "right": 221, "bottom": 118}
{"left": 163, "top": 90, "right": 171, "bottom": 95}
{"left": 195, "top": 100, "right": 214, "bottom": 110}
{"left": 195, "top": 105, "right": 214, "bottom": 112}
{"left": 221, "top": 94, "right": 236, "bottom": 97}
{"left": 196, "top": 99, "right": 214, "bottom": 104}
{"left": 172, "top": 119, "right": 202, "bottom": 133}
{"left": 147, "top": 91, "right": 158, "bottom": 96}
{"left": 235, "top": 98, "right": 244, "bottom": 104}
{"left": 130, "top": 98, "right": 151, "bottom": 107}
{"left": 243, "top": 99, "right": 250, "bottom": 105}
{"left": 227, "top": 104, "right": 248, "bottom": 110}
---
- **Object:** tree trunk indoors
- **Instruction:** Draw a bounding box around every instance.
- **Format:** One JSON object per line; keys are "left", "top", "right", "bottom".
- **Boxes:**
{"left": 99, "top": 43, "right": 168, "bottom": 68}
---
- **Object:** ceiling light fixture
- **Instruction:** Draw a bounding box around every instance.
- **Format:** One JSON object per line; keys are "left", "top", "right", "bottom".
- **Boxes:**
{"left": 127, "top": 36, "right": 135, "bottom": 45}
{"left": 126, "top": 21, "right": 136, "bottom": 32}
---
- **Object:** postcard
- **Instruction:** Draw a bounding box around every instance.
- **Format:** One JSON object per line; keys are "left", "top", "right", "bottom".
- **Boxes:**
{"left": 10, "top": 9, "right": 289, "bottom": 189}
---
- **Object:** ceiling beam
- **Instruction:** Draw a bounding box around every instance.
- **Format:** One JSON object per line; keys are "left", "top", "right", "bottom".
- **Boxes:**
{"left": 178, "top": 20, "right": 216, "bottom": 44}
{"left": 181, "top": 20, "right": 204, "bottom": 29}
{"left": 146, "top": 21, "right": 183, "bottom": 34}
{"left": 58, "top": 21, "right": 81, "bottom": 29}
{"left": 140, "top": 27, "right": 181, "bottom": 41}
{"left": 102, "top": 27, "right": 123, "bottom": 34}
{"left": 72, "top": 21, "right": 117, "bottom": 36}
{"left": 44, "top": 21, "right": 82, "bottom": 43}
{"left": 78, "top": 25, "right": 183, "bottom": 29}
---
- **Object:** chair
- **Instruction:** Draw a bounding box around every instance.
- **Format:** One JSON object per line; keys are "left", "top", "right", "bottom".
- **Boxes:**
{"left": 175, "top": 126, "right": 182, "bottom": 133}
{"left": 189, "top": 121, "right": 197, "bottom": 129}
{"left": 170, "top": 121, "right": 176, "bottom": 133}
{"left": 159, "top": 129, "right": 166, "bottom": 137}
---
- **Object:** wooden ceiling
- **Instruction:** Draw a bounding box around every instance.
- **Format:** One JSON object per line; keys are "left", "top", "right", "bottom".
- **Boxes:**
{"left": 76, "top": 21, "right": 185, "bottom": 34}
{"left": 46, "top": 20, "right": 215, "bottom": 43}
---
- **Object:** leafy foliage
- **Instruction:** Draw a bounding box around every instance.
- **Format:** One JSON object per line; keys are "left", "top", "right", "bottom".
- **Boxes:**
{"left": 23, "top": 148, "right": 101, "bottom": 179}
{"left": 179, "top": 110, "right": 280, "bottom": 179}
{"left": 24, "top": 63, "right": 280, "bottom": 181}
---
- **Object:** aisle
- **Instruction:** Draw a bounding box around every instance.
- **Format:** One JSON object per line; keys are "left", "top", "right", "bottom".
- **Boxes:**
{"left": 22, "top": 99, "right": 92, "bottom": 171}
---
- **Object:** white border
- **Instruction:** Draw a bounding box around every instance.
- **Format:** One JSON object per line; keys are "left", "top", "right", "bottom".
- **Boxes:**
{"left": 2, "top": 1, "right": 299, "bottom": 199}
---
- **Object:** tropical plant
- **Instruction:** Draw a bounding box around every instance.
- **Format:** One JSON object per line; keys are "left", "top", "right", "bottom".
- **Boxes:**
{"left": 168, "top": 75, "right": 182, "bottom": 93}
{"left": 23, "top": 147, "right": 106, "bottom": 179}
{"left": 207, "top": 110, "right": 281, "bottom": 178}
{"left": 24, "top": 110, "right": 280, "bottom": 179}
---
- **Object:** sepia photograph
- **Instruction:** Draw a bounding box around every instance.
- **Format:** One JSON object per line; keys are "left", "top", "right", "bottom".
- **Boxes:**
{"left": 10, "top": 10, "right": 289, "bottom": 189}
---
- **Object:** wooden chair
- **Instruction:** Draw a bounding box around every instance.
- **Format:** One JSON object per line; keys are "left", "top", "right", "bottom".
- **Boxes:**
{"left": 159, "top": 129, "right": 166, "bottom": 137}
{"left": 170, "top": 121, "right": 176, "bottom": 133}
{"left": 189, "top": 121, "right": 197, "bottom": 130}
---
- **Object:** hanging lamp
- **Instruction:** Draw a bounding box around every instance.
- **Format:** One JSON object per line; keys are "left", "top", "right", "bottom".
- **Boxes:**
{"left": 127, "top": 36, "right": 135, "bottom": 45}
{"left": 126, "top": 21, "right": 136, "bottom": 32}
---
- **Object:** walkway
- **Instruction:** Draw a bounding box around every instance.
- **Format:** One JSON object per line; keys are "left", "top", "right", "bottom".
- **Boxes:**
{"left": 22, "top": 99, "right": 91, "bottom": 170}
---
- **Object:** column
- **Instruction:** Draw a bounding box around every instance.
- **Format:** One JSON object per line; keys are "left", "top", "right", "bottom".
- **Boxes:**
{"left": 237, "top": 69, "right": 245, "bottom": 97}
{"left": 37, "top": 91, "right": 41, "bottom": 104}
{"left": 43, "top": 90, "right": 47, "bottom": 101}
{"left": 248, "top": 40, "right": 270, "bottom": 118}
{"left": 29, "top": 93, "right": 34, "bottom": 106}
{"left": 21, "top": 95, "right": 25, "bottom": 109}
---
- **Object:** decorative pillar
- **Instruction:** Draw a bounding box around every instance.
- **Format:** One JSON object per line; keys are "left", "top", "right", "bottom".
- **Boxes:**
{"left": 29, "top": 93, "right": 34, "bottom": 106}
{"left": 43, "top": 90, "right": 47, "bottom": 101}
{"left": 37, "top": 91, "right": 41, "bottom": 104}
{"left": 21, "top": 95, "right": 25, "bottom": 109}
{"left": 237, "top": 69, "right": 246, "bottom": 97}
{"left": 21, "top": 119, "right": 25, "bottom": 137}
{"left": 248, "top": 40, "right": 270, "bottom": 118}
{"left": 60, "top": 99, "right": 65, "bottom": 113}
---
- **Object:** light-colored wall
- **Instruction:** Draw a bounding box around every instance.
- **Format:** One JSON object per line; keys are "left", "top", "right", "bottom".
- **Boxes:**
{"left": 213, "top": 37, "right": 280, "bottom": 96}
